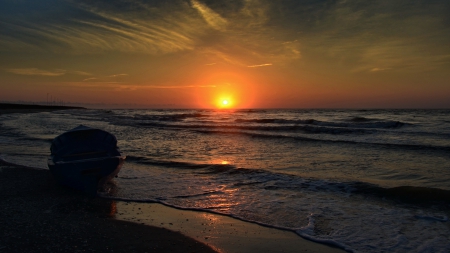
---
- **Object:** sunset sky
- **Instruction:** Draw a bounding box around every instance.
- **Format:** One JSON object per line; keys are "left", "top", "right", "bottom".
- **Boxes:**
{"left": 1, "top": 0, "right": 449, "bottom": 108}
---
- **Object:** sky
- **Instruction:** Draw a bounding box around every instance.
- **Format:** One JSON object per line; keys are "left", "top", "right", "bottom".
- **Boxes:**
{"left": 1, "top": 0, "right": 449, "bottom": 109}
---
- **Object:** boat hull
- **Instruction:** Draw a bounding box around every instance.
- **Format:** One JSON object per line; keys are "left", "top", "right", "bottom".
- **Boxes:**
{"left": 48, "top": 156, "right": 125, "bottom": 194}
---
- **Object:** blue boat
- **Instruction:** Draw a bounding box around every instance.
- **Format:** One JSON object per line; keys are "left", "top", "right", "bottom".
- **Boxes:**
{"left": 48, "top": 125, "right": 125, "bottom": 194}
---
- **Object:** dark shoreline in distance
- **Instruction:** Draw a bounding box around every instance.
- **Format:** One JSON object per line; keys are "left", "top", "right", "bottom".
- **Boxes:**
{"left": 0, "top": 103, "right": 85, "bottom": 110}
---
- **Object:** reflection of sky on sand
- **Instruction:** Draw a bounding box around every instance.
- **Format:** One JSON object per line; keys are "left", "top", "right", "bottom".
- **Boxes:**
{"left": 114, "top": 202, "right": 344, "bottom": 253}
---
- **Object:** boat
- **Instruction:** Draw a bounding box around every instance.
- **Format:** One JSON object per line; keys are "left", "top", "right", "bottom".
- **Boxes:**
{"left": 48, "top": 125, "right": 126, "bottom": 194}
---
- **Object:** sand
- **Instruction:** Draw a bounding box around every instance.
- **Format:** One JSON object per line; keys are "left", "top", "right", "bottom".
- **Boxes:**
{"left": 0, "top": 160, "right": 217, "bottom": 253}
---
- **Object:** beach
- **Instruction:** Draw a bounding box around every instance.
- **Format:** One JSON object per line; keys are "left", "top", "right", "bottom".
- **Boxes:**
{"left": 0, "top": 105, "right": 346, "bottom": 253}
{"left": 0, "top": 161, "right": 344, "bottom": 253}
{"left": 0, "top": 105, "right": 212, "bottom": 252}
{"left": 0, "top": 160, "right": 217, "bottom": 253}
{"left": 1, "top": 105, "right": 449, "bottom": 252}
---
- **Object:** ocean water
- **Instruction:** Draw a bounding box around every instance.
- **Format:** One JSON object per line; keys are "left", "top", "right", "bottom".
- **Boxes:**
{"left": 0, "top": 109, "right": 449, "bottom": 252}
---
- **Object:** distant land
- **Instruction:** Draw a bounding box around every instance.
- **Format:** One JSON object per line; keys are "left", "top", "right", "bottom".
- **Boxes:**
{"left": 0, "top": 103, "right": 84, "bottom": 110}
{"left": 0, "top": 103, "right": 85, "bottom": 114}
{"left": 0, "top": 101, "right": 182, "bottom": 109}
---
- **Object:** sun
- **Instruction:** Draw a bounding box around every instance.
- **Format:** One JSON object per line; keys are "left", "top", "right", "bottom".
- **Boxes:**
{"left": 217, "top": 97, "right": 233, "bottom": 109}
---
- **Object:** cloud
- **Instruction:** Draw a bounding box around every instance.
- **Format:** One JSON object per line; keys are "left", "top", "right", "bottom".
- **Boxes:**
{"left": 82, "top": 77, "right": 98, "bottom": 82}
{"left": 0, "top": 0, "right": 303, "bottom": 68}
{"left": 370, "top": 68, "right": 391, "bottom": 72}
{"left": 6, "top": 68, "right": 66, "bottom": 76}
{"left": 143, "top": 85, "right": 216, "bottom": 89}
{"left": 191, "top": 0, "right": 228, "bottom": 31}
{"left": 72, "top": 71, "right": 93, "bottom": 76}
{"left": 64, "top": 81, "right": 216, "bottom": 91}
{"left": 292, "top": 0, "right": 450, "bottom": 73}
{"left": 108, "top": 74, "right": 128, "bottom": 78}
{"left": 5, "top": 68, "right": 95, "bottom": 77}
{"left": 247, "top": 63, "right": 272, "bottom": 68}
{"left": 0, "top": 0, "right": 205, "bottom": 54}
{"left": 1, "top": 0, "right": 448, "bottom": 74}
{"left": 83, "top": 73, "right": 128, "bottom": 82}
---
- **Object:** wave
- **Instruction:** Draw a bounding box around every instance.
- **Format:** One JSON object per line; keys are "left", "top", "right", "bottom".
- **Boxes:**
{"left": 192, "top": 129, "right": 450, "bottom": 152}
{"left": 351, "top": 183, "right": 450, "bottom": 205}
{"left": 137, "top": 121, "right": 371, "bottom": 134}
{"left": 125, "top": 155, "right": 238, "bottom": 172}
{"left": 380, "top": 186, "right": 450, "bottom": 203}
{"left": 235, "top": 117, "right": 409, "bottom": 129}
{"left": 126, "top": 156, "right": 450, "bottom": 206}
{"left": 350, "top": 116, "right": 373, "bottom": 122}
{"left": 113, "top": 110, "right": 410, "bottom": 131}
{"left": 132, "top": 112, "right": 208, "bottom": 122}
{"left": 235, "top": 118, "right": 315, "bottom": 124}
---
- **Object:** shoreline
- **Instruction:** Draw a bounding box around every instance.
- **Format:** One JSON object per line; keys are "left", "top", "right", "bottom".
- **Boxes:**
{"left": 0, "top": 159, "right": 346, "bottom": 253}
{"left": 115, "top": 201, "right": 346, "bottom": 253}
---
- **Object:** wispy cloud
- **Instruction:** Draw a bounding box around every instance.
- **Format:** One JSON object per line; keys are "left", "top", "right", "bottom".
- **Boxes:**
{"left": 295, "top": 0, "right": 450, "bottom": 73}
{"left": 72, "top": 71, "right": 93, "bottom": 76}
{"left": 247, "top": 63, "right": 273, "bottom": 68}
{"left": 108, "top": 74, "right": 128, "bottom": 78}
{"left": 83, "top": 73, "right": 129, "bottom": 82}
{"left": 143, "top": 85, "right": 216, "bottom": 89}
{"left": 191, "top": 0, "right": 228, "bottom": 31}
{"left": 370, "top": 68, "right": 391, "bottom": 72}
{"left": 1, "top": 0, "right": 448, "bottom": 76}
{"left": 6, "top": 68, "right": 66, "bottom": 76}
{"left": 64, "top": 82, "right": 216, "bottom": 91}
{"left": 0, "top": 0, "right": 303, "bottom": 68}
{"left": 5, "top": 68, "right": 94, "bottom": 77}
{"left": 82, "top": 77, "right": 98, "bottom": 82}
{"left": 0, "top": 0, "right": 206, "bottom": 54}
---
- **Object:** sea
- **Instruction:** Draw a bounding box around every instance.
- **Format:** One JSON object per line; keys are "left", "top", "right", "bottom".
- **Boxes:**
{"left": 0, "top": 108, "right": 449, "bottom": 252}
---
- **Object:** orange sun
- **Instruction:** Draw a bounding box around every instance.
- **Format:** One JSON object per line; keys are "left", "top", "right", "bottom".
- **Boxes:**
{"left": 217, "top": 97, "right": 233, "bottom": 109}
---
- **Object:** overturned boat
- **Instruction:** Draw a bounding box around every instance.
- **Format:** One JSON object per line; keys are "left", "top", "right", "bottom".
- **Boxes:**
{"left": 48, "top": 125, "right": 125, "bottom": 194}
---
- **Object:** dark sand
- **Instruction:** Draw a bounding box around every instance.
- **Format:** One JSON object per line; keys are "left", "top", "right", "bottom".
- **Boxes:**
{"left": 0, "top": 160, "right": 217, "bottom": 253}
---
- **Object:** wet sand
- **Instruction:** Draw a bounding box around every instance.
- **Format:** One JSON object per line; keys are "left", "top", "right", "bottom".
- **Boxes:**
{"left": 116, "top": 202, "right": 346, "bottom": 253}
